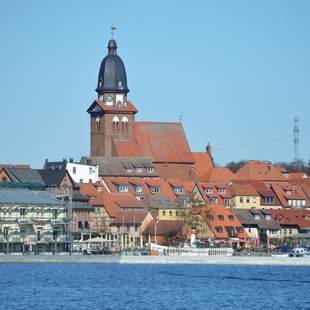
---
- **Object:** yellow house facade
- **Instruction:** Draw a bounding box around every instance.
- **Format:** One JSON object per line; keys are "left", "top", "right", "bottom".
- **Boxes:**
{"left": 229, "top": 184, "right": 261, "bottom": 209}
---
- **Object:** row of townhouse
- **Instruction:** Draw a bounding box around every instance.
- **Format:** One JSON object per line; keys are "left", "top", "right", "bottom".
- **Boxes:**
{"left": 1, "top": 158, "right": 310, "bottom": 252}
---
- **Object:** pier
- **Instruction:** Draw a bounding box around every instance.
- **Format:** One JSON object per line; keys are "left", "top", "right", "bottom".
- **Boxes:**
{"left": 1, "top": 255, "right": 310, "bottom": 265}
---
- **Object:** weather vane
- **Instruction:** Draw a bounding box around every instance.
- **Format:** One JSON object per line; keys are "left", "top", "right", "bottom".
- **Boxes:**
{"left": 111, "top": 25, "right": 117, "bottom": 39}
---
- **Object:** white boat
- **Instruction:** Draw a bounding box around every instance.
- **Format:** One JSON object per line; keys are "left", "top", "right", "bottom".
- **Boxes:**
{"left": 150, "top": 243, "right": 234, "bottom": 257}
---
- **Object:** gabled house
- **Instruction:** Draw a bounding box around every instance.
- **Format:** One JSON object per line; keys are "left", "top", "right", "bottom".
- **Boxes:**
{"left": 142, "top": 219, "right": 191, "bottom": 246}
{"left": 202, "top": 205, "right": 247, "bottom": 243}
{"left": 110, "top": 210, "right": 153, "bottom": 249}
{"left": 39, "top": 169, "right": 77, "bottom": 198}
{"left": 234, "top": 208, "right": 281, "bottom": 248}
{"left": 272, "top": 183, "right": 308, "bottom": 208}
{"left": 229, "top": 183, "right": 260, "bottom": 209}
{"left": 270, "top": 208, "right": 310, "bottom": 242}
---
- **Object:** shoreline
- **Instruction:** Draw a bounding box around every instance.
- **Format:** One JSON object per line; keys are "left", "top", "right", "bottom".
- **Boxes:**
{"left": 0, "top": 255, "right": 310, "bottom": 265}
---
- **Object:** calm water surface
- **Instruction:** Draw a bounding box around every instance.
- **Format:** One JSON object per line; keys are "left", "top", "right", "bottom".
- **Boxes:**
{"left": 0, "top": 264, "right": 309, "bottom": 310}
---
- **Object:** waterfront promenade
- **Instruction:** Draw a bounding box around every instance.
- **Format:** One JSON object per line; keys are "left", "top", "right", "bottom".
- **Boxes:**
{"left": 1, "top": 255, "right": 310, "bottom": 265}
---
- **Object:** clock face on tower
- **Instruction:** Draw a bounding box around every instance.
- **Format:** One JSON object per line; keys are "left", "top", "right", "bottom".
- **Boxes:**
{"left": 106, "top": 95, "right": 113, "bottom": 104}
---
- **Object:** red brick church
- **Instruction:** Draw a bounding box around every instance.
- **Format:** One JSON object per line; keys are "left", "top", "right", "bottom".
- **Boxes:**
{"left": 85, "top": 38, "right": 214, "bottom": 181}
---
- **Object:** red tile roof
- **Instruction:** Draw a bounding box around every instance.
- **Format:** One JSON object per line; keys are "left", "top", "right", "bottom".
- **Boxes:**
{"left": 79, "top": 182, "right": 108, "bottom": 198}
{"left": 270, "top": 208, "right": 310, "bottom": 229}
{"left": 154, "top": 163, "right": 197, "bottom": 181}
{"left": 91, "top": 193, "right": 120, "bottom": 217}
{"left": 103, "top": 176, "right": 179, "bottom": 203}
{"left": 228, "top": 183, "right": 259, "bottom": 196}
{"left": 115, "top": 122, "right": 194, "bottom": 163}
{"left": 143, "top": 219, "right": 189, "bottom": 236}
{"left": 288, "top": 172, "right": 308, "bottom": 180}
{"left": 202, "top": 167, "right": 235, "bottom": 184}
{"left": 271, "top": 183, "right": 309, "bottom": 208}
{"left": 111, "top": 210, "right": 150, "bottom": 225}
{"left": 192, "top": 152, "right": 214, "bottom": 180}
{"left": 167, "top": 179, "right": 184, "bottom": 187}
{"left": 90, "top": 192, "right": 145, "bottom": 217}
{"left": 235, "top": 161, "right": 287, "bottom": 182}
{"left": 200, "top": 205, "right": 247, "bottom": 240}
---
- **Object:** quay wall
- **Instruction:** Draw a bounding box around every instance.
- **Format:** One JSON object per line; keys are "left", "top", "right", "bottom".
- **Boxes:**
{"left": 0, "top": 255, "right": 310, "bottom": 265}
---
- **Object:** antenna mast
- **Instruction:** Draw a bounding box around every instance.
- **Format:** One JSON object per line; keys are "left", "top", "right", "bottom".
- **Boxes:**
{"left": 294, "top": 117, "right": 299, "bottom": 162}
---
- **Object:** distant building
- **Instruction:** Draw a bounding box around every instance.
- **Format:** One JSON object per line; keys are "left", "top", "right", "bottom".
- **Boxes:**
{"left": 235, "top": 160, "right": 288, "bottom": 183}
{"left": 43, "top": 159, "right": 98, "bottom": 184}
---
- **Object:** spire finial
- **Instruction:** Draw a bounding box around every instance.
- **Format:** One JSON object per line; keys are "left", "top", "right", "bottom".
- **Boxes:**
{"left": 111, "top": 25, "right": 116, "bottom": 39}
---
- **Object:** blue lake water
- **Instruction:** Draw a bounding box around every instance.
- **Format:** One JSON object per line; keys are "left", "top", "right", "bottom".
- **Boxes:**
{"left": 0, "top": 264, "right": 310, "bottom": 309}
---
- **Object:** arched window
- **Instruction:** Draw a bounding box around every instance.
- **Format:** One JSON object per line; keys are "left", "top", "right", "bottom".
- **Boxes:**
{"left": 121, "top": 116, "right": 128, "bottom": 131}
{"left": 112, "top": 116, "right": 120, "bottom": 130}
{"left": 121, "top": 116, "right": 128, "bottom": 123}
{"left": 95, "top": 116, "right": 101, "bottom": 132}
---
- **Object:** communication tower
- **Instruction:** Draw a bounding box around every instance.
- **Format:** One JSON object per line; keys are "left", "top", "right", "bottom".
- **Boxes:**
{"left": 294, "top": 117, "right": 299, "bottom": 162}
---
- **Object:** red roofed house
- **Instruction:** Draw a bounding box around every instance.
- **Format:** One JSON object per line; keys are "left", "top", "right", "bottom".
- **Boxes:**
{"left": 235, "top": 160, "right": 288, "bottom": 183}
{"left": 271, "top": 183, "right": 309, "bottom": 208}
{"left": 90, "top": 192, "right": 153, "bottom": 249}
{"left": 142, "top": 219, "right": 191, "bottom": 246}
{"left": 270, "top": 208, "right": 310, "bottom": 242}
{"left": 229, "top": 183, "right": 261, "bottom": 209}
{"left": 201, "top": 205, "right": 248, "bottom": 244}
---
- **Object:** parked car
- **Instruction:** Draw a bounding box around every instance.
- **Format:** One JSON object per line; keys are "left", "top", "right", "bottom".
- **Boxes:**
{"left": 289, "top": 247, "right": 308, "bottom": 257}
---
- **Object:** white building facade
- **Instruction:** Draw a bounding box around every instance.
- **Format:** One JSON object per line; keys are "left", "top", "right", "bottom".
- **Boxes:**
{"left": 66, "top": 162, "right": 99, "bottom": 184}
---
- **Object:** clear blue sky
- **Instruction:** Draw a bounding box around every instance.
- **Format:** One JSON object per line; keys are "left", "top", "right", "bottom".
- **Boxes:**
{"left": 1, "top": 0, "right": 309, "bottom": 168}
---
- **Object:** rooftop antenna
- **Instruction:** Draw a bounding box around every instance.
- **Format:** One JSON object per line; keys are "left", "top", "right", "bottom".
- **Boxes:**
{"left": 111, "top": 25, "right": 117, "bottom": 39}
{"left": 294, "top": 117, "right": 299, "bottom": 162}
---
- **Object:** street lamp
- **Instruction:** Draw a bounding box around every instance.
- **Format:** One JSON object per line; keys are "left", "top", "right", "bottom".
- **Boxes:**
{"left": 4, "top": 227, "right": 9, "bottom": 254}
{"left": 154, "top": 216, "right": 159, "bottom": 245}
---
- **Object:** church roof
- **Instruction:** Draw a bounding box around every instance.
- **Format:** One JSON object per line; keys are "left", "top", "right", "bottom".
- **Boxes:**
{"left": 115, "top": 122, "right": 194, "bottom": 164}
{"left": 96, "top": 39, "right": 129, "bottom": 94}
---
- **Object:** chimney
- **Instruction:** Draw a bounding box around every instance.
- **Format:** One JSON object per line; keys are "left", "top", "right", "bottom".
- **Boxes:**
{"left": 69, "top": 158, "right": 74, "bottom": 163}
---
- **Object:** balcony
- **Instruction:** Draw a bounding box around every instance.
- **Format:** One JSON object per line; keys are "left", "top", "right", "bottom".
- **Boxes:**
{"left": 0, "top": 217, "right": 18, "bottom": 223}
{"left": 51, "top": 218, "right": 66, "bottom": 225}
{"left": 18, "top": 218, "right": 34, "bottom": 225}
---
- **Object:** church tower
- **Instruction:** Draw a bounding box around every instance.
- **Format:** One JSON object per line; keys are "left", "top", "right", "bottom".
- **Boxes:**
{"left": 87, "top": 39, "right": 137, "bottom": 157}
